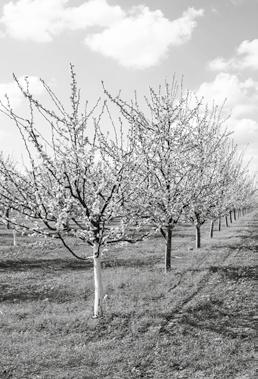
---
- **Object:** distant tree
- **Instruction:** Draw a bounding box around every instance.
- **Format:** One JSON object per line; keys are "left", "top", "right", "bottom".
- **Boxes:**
{"left": 0, "top": 66, "right": 146, "bottom": 317}
{"left": 181, "top": 103, "right": 233, "bottom": 248}
{"left": 104, "top": 80, "right": 203, "bottom": 271}
{"left": 0, "top": 154, "right": 14, "bottom": 234}
{"left": 232, "top": 167, "right": 256, "bottom": 217}
{"left": 182, "top": 104, "right": 256, "bottom": 247}
{"left": 206, "top": 142, "right": 238, "bottom": 238}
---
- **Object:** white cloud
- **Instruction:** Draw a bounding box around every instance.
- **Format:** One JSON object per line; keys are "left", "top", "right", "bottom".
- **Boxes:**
{"left": 209, "top": 39, "right": 258, "bottom": 72}
{"left": 229, "top": 0, "right": 244, "bottom": 5}
{"left": 197, "top": 73, "right": 258, "bottom": 118}
{"left": 0, "top": 1, "right": 203, "bottom": 69}
{"left": 0, "top": 76, "right": 44, "bottom": 107}
{"left": 208, "top": 58, "right": 230, "bottom": 72}
{"left": 228, "top": 118, "right": 258, "bottom": 145}
{"left": 0, "top": 128, "right": 9, "bottom": 140}
{"left": 0, "top": 0, "right": 125, "bottom": 42}
{"left": 1, "top": 0, "right": 65, "bottom": 42}
{"left": 237, "top": 40, "right": 258, "bottom": 70}
{"left": 196, "top": 72, "right": 258, "bottom": 173}
{"left": 85, "top": 7, "right": 204, "bottom": 69}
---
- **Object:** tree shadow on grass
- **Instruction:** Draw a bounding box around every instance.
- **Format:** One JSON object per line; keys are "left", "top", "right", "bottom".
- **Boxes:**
{"left": 212, "top": 239, "right": 257, "bottom": 253}
{"left": 242, "top": 233, "right": 258, "bottom": 242}
{"left": 0, "top": 256, "right": 160, "bottom": 273}
{"left": 179, "top": 295, "right": 256, "bottom": 340}
{"left": 0, "top": 285, "right": 77, "bottom": 303}
{"left": 173, "top": 232, "right": 195, "bottom": 239}
{"left": 0, "top": 258, "right": 92, "bottom": 272}
{"left": 103, "top": 257, "right": 160, "bottom": 269}
{"left": 219, "top": 244, "right": 257, "bottom": 253}
{"left": 175, "top": 265, "right": 256, "bottom": 281}
{"left": 159, "top": 263, "right": 256, "bottom": 341}
{"left": 208, "top": 265, "right": 256, "bottom": 280}
{"left": 0, "top": 231, "right": 15, "bottom": 238}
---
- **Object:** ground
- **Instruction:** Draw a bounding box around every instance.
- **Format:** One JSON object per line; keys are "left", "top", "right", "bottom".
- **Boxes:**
{"left": 0, "top": 211, "right": 256, "bottom": 379}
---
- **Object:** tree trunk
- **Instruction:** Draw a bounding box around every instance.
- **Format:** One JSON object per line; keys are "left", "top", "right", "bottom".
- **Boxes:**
{"left": 233, "top": 208, "right": 236, "bottom": 221}
{"left": 5, "top": 207, "right": 10, "bottom": 229}
{"left": 165, "top": 226, "right": 172, "bottom": 272}
{"left": 225, "top": 215, "right": 228, "bottom": 227}
{"left": 93, "top": 243, "right": 103, "bottom": 318}
{"left": 229, "top": 211, "right": 232, "bottom": 223}
{"left": 195, "top": 224, "right": 201, "bottom": 248}
{"left": 210, "top": 220, "right": 214, "bottom": 238}
{"left": 13, "top": 230, "right": 17, "bottom": 246}
{"left": 218, "top": 217, "right": 221, "bottom": 231}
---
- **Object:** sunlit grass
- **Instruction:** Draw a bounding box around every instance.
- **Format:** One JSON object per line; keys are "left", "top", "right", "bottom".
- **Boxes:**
{"left": 0, "top": 212, "right": 256, "bottom": 378}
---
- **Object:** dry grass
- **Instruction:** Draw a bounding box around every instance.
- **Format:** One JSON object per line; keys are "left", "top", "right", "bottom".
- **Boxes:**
{"left": 0, "top": 212, "right": 256, "bottom": 378}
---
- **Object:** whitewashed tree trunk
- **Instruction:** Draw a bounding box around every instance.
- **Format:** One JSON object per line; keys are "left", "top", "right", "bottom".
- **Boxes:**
{"left": 13, "top": 230, "right": 17, "bottom": 246}
{"left": 93, "top": 243, "right": 103, "bottom": 318}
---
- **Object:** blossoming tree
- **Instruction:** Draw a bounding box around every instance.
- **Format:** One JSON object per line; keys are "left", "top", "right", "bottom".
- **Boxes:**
{"left": 104, "top": 80, "right": 203, "bottom": 271}
{"left": 180, "top": 103, "right": 233, "bottom": 248}
{"left": 0, "top": 66, "right": 145, "bottom": 317}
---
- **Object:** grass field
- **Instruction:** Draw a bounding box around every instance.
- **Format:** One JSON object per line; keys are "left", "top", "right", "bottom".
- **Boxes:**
{"left": 0, "top": 211, "right": 256, "bottom": 379}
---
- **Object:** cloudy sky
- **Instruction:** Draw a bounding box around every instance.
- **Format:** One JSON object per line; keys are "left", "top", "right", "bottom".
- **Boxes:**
{"left": 0, "top": 0, "right": 257, "bottom": 174}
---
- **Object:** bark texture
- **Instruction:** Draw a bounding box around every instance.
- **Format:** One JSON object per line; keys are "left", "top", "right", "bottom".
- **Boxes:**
{"left": 195, "top": 224, "right": 201, "bottom": 248}
{"left": 210, "top": 220, "right": 214, "bottom": 238}
{"left": 13, "top": 230, "right": 16, "bottom": 246}
{"left": 5, "top": 208, "right": 10, "bottom": 229}
{"left": 93, "top": 244, "right": 103, "bottom": 318}
{"left": 165, "top": 226, "right": 172, "bottom": 272}
{"left": 218, "top": 217, "right": 221, "bottom": 231}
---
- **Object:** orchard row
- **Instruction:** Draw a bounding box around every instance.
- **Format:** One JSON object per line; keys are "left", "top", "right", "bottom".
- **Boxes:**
{"left": 0, "top": 66, "right": 256, "bottom": 317}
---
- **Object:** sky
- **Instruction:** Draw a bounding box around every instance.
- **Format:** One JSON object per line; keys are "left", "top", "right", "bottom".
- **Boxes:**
{"left": 0, "top": 0, "right": 257, "bottom": 175}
